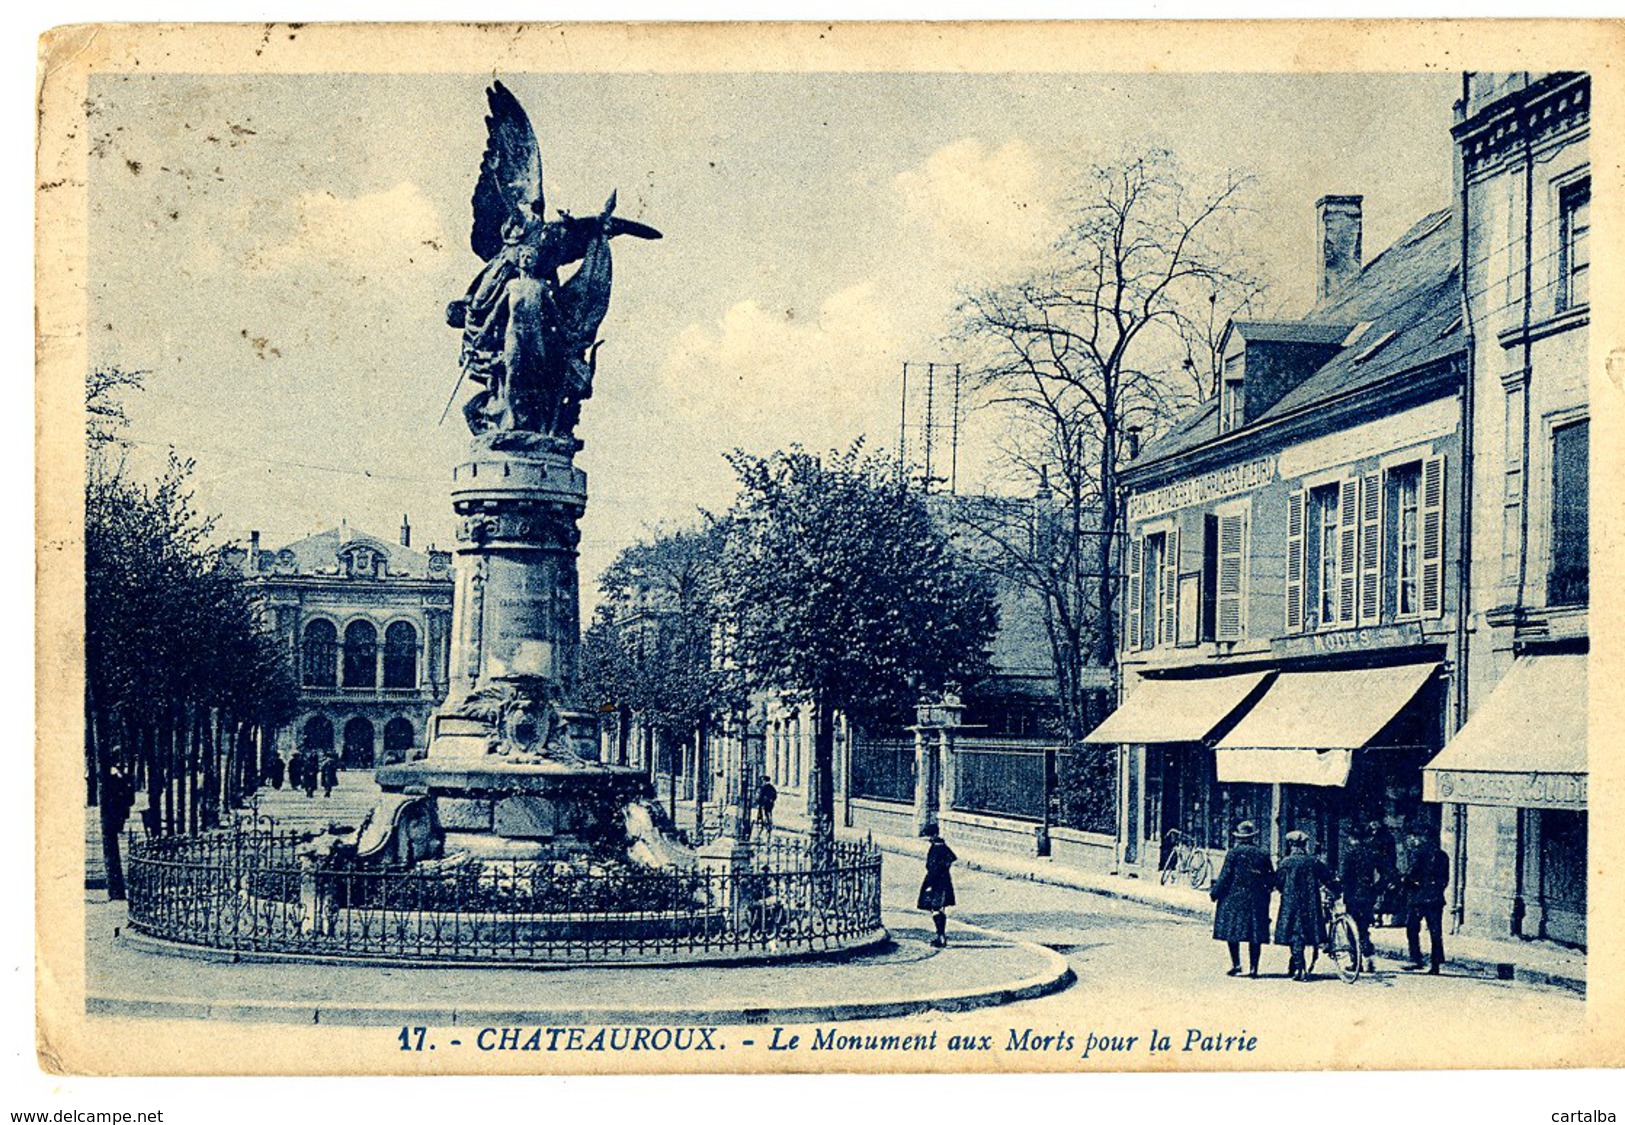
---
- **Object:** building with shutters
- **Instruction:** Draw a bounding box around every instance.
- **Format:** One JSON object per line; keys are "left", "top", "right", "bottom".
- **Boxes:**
{"left": 1091, "top": 194, "right": 1468, "bottom": 879}
{"left": 1421, "top": 73, "right": 1589, "bottom": 948}
{"left": 225, "top": 519, "right": 455, "bottom": 770}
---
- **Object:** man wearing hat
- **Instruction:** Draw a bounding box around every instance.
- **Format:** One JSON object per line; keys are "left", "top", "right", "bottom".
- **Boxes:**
{"left": 1210, "top": 820, "right": 1275, "bottom": 978}
{"left": 1275, "top": 830, "right": 1338, "bottom": 981}
{"left": 1400, "top": 828, "right": 1451, "bottom": 974}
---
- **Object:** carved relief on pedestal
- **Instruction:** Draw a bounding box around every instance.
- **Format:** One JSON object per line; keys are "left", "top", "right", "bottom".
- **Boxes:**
{"left": 455, "top": 504, "right": 582, "bottom": 550}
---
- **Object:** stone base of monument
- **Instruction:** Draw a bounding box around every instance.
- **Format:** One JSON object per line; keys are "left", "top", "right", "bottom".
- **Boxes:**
{"left": 375, "top": 756, "right": 654, "bottom": 862}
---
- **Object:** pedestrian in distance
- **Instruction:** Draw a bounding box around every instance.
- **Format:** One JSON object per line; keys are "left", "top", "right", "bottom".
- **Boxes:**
{"left": 300, "top": 750, "right": 318, "bottom": 799}
{"left": 755, "top": 777, "right": 777, "bottom": 838}
{"left": 1369, "top": 818, "right": 1400, "bottom": 925}
{"left": 918, "top": 832, "right": 957, "bottom": 947}
{"left": 1275, "top": 830, "right": 1338, "bottom": 982}
{"left": 265, "top": 752, "right": 285, "bottom": 791}
{"left": 1401, "top": 829, "right": 1450, "bottom": 974}
{"left": 1210, "top": 819, "right": 1274, "bottom": 978}
{"left": 319, "top": 752, "right": 339, "bottom": 799}
{"left": 1338, "top": 823, "right": 1385, "bottom": 967}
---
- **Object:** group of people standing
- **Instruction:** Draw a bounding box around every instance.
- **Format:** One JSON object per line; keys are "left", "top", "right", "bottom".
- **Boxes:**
{"left": 264, "top": 749, "right": 340, "bottom": 799}
{"left": 1210, "top": 819, "right": 1451, "bottom": 981}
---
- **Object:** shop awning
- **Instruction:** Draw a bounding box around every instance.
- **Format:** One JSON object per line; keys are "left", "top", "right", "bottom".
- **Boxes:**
{"left": 1215, "top": 748, "right": 1353, "bottom": 787}
{"left": 1213, "top": 663, "right": 1438, "bottom": 787}
{"left": 1423, "top": 654, "right": 1587, "bottom": 811}
{"left": 1081, "top": 671, "right": 1270, "bottom": 745}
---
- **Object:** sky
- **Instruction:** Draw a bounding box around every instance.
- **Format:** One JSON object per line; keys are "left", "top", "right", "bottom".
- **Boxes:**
{"left": 86, "top": 71, "right": 1460, "bottom": 599}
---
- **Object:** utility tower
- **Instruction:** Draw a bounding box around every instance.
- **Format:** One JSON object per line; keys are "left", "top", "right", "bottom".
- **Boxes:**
{"left": 896, "top": 361, "right": 962, "bottom": 495}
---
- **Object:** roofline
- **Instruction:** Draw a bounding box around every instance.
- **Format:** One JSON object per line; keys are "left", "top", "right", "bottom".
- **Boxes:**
{"left": 1121, "top": 347, "right": 1464, "bottom": 489}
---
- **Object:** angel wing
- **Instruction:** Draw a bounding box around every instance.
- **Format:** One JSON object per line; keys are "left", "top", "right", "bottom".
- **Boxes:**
{"left": 557, "top": 230, "right": 613, "bottom": 348}
{"left": 470, "top": 81, "right": 544, "bottom": 261}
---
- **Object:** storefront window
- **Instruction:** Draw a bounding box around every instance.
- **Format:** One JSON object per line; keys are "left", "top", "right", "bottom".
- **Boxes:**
{"left": 1146, "top": 746, "right": 1270, "bottom": 856}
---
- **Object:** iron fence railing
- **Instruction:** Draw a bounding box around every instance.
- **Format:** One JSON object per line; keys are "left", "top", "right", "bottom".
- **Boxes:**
{"left": 951, "top": 739, "right": 1049, "bottom": 820}
{"left": 125, "top": 822, "right": 883, "bottom": 965}
{"left": 851, "top": 738, "right": 917, "bottom": 804}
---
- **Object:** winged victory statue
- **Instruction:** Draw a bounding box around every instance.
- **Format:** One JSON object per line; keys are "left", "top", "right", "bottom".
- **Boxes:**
{"left": 446, "top": 81, "right": 661, "bottom": 440}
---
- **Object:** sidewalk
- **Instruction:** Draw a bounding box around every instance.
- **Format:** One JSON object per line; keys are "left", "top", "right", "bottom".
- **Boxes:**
{"left": 754, "top": 806, "right": 1585, "bottom": 996}
{"left": 85, "top": 899, "right": 1071, "bottom": 1026}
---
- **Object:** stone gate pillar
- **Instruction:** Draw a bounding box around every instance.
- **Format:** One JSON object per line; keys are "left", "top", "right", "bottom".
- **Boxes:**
{"left": 912, "top": 693, "right": 965, "bottom": 838}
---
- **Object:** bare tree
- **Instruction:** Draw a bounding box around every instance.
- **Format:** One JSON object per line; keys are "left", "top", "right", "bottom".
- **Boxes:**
{"left": 956, "top": 151, "right": 1265, "bottom": 745}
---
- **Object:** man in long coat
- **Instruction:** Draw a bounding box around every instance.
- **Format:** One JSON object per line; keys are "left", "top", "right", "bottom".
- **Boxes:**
{"left": 1275, "top": 830, "right": 1338, "bottom": 981}
{"left": 1401, "top": 830, "right": 1451, "bottom": 974}
{"left": 1210, "top": 820, "right": 1274, "bottom": 978}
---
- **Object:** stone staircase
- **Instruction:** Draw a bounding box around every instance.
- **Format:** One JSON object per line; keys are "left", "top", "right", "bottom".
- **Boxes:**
{"left": 245, "top": 771, "right": 384, "bottom": 834}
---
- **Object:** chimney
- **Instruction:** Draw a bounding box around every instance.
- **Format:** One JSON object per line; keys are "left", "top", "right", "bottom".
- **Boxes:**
{"left": 1316, "top": 195, "right": 1363, "bottom": 302}
{"left": 400, "top": 514, "right": 412, "bottom": 548}
{"left": 248, "top": 530, "right": 260, "bottom": 568}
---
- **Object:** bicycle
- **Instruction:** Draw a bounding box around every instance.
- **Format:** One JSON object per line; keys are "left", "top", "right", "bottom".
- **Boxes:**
{"left": 1158, "top": 828, "right": 1214, "bottom": 890}
{"left": 1308, "top": 887, "right": 1363, "bottom": 983}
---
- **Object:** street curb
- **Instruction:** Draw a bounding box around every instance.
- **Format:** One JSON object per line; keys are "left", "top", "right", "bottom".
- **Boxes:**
{"left": 87, "top": 938, "right": 1075, "bottom": 1027}
{"left": 838, "top": 826, "right": 1586, "bottom": 996}
{"left": 115, "top": 926, "right": 893, "bottom": 971}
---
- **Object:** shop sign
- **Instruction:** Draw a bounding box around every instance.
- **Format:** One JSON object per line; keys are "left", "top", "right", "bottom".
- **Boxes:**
{"left": 1127, "top": 456, "right": 1276, "bottom": 521}
{"left": 1424, "top": 768, "right": 1587, "bottom": 810}
{"left": 1272, "top": 621, "right": 1429, "bottom": 660}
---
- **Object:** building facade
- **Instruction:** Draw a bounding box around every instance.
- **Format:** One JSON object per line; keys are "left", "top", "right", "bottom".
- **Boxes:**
{"left": 1096, "top": 195, "right": 1468, "bottom": 879}
{"left": 1422, "top": 72, "right": 1589, "bottom": 948}
{"left": 226, "top": 520, "right": 454, "bottom": 769}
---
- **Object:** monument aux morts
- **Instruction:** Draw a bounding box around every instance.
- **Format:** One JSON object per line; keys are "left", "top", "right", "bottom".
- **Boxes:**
{"left": 122, "top": 83, "right": 885, "bottom": 968}
{"left": 366, "top": 80, "right": 667, "bottom": 862}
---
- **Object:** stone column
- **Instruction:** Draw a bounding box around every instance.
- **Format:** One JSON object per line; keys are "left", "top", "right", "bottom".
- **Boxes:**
{"left": 912, "top": 722, "right": 937, "bottom": 837}
{"left": 429, "top": 440, "right": 597, "bottom": 759}
{"left": 911, "top": 694, "right": 966, "bottom": 838}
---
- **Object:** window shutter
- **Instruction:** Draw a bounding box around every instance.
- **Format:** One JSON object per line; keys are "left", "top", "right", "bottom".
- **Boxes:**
{"left": 1216, "top": 511, "right": 1247, "bottom": 641}
{"left": 1337, "top": 478, "right": 1359, "bottom": 626}
{"left": 1420, "top": 454, "right": 1446, "bottom": 617}
{"left": 1162, "top": 527, "right": 1180, "bottom": 649}
{"left": 1126, "top": 535, "right": 1143, "bottom": 651}
{"left": 1285, "top": 490, "right": 1305, "bottom": 633}
{"left": 1358, "top": 471, "right": 1382, "bottom": 625}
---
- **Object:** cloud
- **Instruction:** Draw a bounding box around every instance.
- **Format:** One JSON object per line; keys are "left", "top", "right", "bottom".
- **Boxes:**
{"left": 660, "top": 282, "right": 901, "bottom": 451}
{"left": 892, "top": 138, "right": 1056, "bottom": 280}
{"left": 247, "top": 182, "right": 451, "bottom": 282}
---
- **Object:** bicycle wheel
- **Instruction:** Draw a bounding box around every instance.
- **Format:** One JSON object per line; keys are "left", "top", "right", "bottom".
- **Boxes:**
{"left": 1189, "top": 850, "right": 1214, "bottom": 891}
{"left": 1329, "top": 916, "right": 1362, "bottom": 983}
{"left": 1160, "top": 852, "right": 1180, "bottom": 885}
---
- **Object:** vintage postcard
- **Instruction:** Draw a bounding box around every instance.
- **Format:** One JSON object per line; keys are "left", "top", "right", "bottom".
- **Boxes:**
{"left": 35, "top": 20, "right": 1625, "bottom": 1077}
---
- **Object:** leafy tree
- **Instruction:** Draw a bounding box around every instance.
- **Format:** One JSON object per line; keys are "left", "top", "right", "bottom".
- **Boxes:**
{"left": 578, "top": 519, "right": 742, "bottom": 781}
{"left": 718, "top": 443, "right": 998, "bottom": 853}
{"left": 954, "top": 152, "right": 1264, "bottom": 827}
{"left": 84, "top": 368, "right": 297, "bottom": 898}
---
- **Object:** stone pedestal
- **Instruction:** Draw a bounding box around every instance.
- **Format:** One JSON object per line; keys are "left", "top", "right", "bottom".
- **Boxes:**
{"left": 372, "top": 436, "right": 654, "bottom": 862}
{"left": 697, "top": 835, "right": 759, "bottom": 921}
{"left": 446, "top": 443, "right": 585, "bottom": 717}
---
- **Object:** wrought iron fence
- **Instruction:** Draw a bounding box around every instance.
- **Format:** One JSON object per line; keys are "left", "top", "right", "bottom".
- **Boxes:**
{"left": 851, "top": 738, "right": 916, "bottom": 804}
{"left": 951, "top": 739, "right": 1049, "bottom": 820}
{"left": 125, "top": 823, "right": 884, "bottom": 965}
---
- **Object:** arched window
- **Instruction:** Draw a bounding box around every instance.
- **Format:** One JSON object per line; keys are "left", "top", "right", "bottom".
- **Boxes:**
{"left": 300, "top": 715, "right": 335, "bottom": 755}
{"left": 342, "top": 620, "right": 378, "bottom": 688}
{"left": 382, "top": 621, "right": 418, "bottom": 689}
{"left": 301, "top": 620, "right": 338, "bottom": 688}
{"left": 342, "top": 717, "right": 376, "bottom": 768}
{"left": 382, "top": 717, "right": 416, "bottom": 764}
